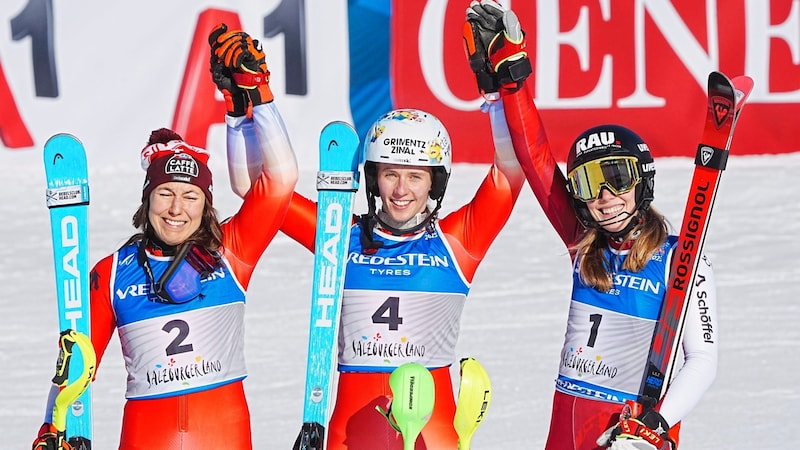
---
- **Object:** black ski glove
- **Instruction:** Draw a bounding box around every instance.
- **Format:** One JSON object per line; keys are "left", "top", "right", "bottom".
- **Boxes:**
{"left": 462, "top": 0, "right": 532, "bottom": 100}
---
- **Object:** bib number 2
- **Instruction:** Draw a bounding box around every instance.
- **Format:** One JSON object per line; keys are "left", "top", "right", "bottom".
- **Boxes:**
{"left": 163, "top": 319, "right": 194, "bottom": 356}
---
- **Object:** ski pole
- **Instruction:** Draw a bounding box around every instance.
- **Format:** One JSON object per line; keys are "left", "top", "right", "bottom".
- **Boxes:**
{"left": 454, "top": 357, "right": 492, "bottom": 450}
{"left": 376, "top": 362, "right": 435, "bottom": 450}
{"left": 51, "top": 329, "right": 96, "bottom": 445}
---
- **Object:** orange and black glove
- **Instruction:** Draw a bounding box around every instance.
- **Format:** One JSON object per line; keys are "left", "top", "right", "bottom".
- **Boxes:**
{"left": 208, "top": 23, "right": 273, "bottom": 114}
{"left": 463, "top": 0, "right": 532, "bottom": 100}
{"left": 208, "top": 24, "right": 250, "bottom": 116}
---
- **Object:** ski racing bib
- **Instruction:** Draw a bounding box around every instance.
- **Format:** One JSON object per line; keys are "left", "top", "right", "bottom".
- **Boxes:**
{"left": 556, "top": 236, "right": 677, "bottom": 404}
{"left": 340, "top": 224, "right": 470, "bottom": 372}
{"left": 111, "top": 243, "right": 248, "bottom": 399}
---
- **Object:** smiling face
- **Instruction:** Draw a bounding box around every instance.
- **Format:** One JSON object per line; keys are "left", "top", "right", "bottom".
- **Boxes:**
{"left": 585, "top": 187, "right": 637, "bottom": 234}
{"left": 376, "top": 163, "right": 432, "bottom": 224}
{"left": 147, "top": 182, "right": 206, "bottom": 246}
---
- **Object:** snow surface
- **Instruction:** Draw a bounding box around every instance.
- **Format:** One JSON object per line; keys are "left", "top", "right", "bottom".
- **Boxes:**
{"left": 1, "top": 145, "right": 797, "bottom": 449}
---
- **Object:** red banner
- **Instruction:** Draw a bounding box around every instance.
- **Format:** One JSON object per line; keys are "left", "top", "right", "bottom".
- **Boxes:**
{"left": 392, "top": 1, "right": 799, "bottom": 162}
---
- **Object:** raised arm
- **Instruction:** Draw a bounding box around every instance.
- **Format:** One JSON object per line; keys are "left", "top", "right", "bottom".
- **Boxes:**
{"left": 439, "top": 101, "right": 523, "bottom": 282}
{"left": 502, "top": 82, "right": 583, "bottom": 249}
{"left": 209, "top": 24, "right": 299, "bottom": 284}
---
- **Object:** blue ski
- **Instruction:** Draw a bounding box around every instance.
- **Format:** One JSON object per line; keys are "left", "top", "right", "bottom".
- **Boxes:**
{"left": 294, "top": 122, "right": 361, "bottom": 450}
{"left": 43, "top": 133, "right": 93, "bottom": 449}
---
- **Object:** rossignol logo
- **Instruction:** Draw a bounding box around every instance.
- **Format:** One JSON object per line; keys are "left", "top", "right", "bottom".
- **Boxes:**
{"left": 699, "top": 145, "right": 714, "bottom": 166}
{"left": 672, "top": 180, "right": 711, "bottom": 293}
{"left": 656, "top": 179, "right": 712, "bottom": 359}
{"left": 315, "top": 201, "right": 344, "bottom": 328}
{"left": 711, "top": 95, "right": 733, "bottom": 128}
{"left": 165, "top": 153, "right": 199, "bottom": 178}
{"left": 575, "top": 131, "right": 615, "bottom": 157}
{"left": 60, "top": 215, "right": 83, "bottom": 330}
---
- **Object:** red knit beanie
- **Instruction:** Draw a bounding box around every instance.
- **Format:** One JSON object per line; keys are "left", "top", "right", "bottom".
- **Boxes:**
{"left": 140, "top": 128, "right": 214, "bottom": 204}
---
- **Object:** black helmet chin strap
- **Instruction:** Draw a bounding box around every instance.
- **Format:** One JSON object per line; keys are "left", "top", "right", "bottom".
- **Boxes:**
{"left": 593, "top": 194, "right": 652, "bottom": 240}
{"left": 359, "top": 192, "right": 442, "bottom": 253}
{"left": 596, "top": 209, "right": 643, "bottom": 241}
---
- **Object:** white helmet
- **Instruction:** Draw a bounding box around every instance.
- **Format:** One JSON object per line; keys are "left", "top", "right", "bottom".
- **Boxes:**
{"left": 363, "top": 109, "right": 452, "bottom": 201}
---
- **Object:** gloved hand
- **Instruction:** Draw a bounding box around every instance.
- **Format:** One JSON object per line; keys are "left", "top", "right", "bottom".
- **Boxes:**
{"left": 208, "top": 23, "right": 273, "bottom": 110}
{"left": 32, "top": 423, "right": 73, "bottom": 450}
{"left": 597, "top": 402, "right": 676, "bottom": 450}
{"left": 208, "top": 23, "right": 250, "bottom": 116}
{"left": 463, "top": 0, "right": 532, "bottom": 100}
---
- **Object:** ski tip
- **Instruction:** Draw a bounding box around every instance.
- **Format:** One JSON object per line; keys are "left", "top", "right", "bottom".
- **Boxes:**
{"left": 318, "top": 120, "right": 361, "bottom": 175}
{"left": 320, "top": 121, "right": 359, "bottom": 148}
{"left": 44, "top": 133, "right": 83, "bottom": 147}
{"left": 731, "top": 75, "right": 754, "bottom": 104}
{"left": 322, "top": 120, "right": 356, "bottom": 132}
{"left": 708, "top": 71, "right": 754, "bottom": 107}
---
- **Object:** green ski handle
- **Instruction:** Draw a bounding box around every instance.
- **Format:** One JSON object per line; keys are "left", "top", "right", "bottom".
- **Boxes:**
{"left": 383, "top": 362, "right": 436, "bottom": 450}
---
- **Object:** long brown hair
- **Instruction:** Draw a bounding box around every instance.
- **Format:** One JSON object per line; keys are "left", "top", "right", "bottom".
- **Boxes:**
{"left": 571, "top": 206, "right": 669, "bottom": 292}
{"left": 124, "top": 196, "right": 224, "bottom": 254}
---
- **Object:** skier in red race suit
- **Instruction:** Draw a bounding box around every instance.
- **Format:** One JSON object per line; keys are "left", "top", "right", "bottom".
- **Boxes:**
{"left": 224, "top": 6, "right": 535, "bottom": 449}
{"left": 33, "top": 26, "right": 297, "bottom": 449}
{"left": 476, "top": 1, "right": 720, "bottom": 448}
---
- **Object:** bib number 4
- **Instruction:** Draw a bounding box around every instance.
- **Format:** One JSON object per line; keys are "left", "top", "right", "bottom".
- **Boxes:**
{"left": 372, "top": 296, "right": 404, "bottom": 330}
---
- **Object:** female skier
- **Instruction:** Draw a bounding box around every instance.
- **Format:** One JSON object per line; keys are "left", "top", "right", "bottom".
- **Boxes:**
{"left": 279, "top": 106, "right": 525, "bottom": 448}
{"left": 33, "top": 25, "right": 296, "bottom": 449}
{"left": 496, "top": 36, "right": 719, "bottom": 450}
{"left": 224, "top": 3, "right": 534, "bottom": 445}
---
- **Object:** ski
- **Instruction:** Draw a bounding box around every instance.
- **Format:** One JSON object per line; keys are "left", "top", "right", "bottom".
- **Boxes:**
{"left": 43, "top": 133, "right": 93, "bottom": 449}
{"left": 294, "top": 121, "right": 361, "bottom": 450}
{"left": 638, "top": 72, "right": 754, "bottom": 403}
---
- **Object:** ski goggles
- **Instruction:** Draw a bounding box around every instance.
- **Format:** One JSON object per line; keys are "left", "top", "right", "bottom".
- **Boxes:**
{"left": 138, "top": 242, "right": 217, "bottom": 304}
{"left": 566, "top": 156, "right": 641, "bottom": 202}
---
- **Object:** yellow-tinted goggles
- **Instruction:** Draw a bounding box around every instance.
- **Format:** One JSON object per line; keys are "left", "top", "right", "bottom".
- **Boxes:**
{"left": 567, "top": 156, "right": 641, "bottom": 201}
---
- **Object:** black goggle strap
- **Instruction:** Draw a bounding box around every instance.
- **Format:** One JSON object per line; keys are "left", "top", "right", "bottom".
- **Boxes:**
{"left": 137, "top": 241, "right": 194, "bottom": 303}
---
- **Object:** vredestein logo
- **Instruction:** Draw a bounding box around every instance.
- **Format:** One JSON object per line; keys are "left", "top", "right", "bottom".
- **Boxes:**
{"left": 60, "top": 215, "right": 83, "bottom": 330}
{"left": 314, "top": 201, "right": 343, "bottom": 328}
